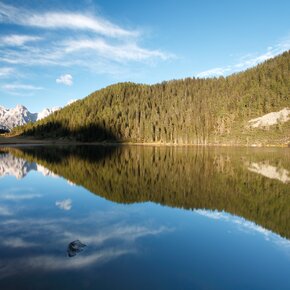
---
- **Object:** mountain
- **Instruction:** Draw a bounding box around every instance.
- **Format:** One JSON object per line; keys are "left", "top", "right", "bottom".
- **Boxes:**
{"left": 0, "top": 105, "right": 59, "bottom": 131}
{"left": 0, "top": 151, "right": 57, "bottom": 179}
{"left": 13, "top": 50, "right": 290, "bottom": 145}
{"left": 37, "top": 107, "right": 59, "bottom": 121}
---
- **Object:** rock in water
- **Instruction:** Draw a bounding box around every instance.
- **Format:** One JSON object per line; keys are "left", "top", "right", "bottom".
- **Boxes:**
{"left": 67, "top": 240, "right": 86, "bottom": 257}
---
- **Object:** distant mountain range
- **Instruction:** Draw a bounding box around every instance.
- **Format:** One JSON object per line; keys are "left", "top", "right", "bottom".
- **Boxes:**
{"left": 0, "top": 105, "right": 59, "bottom": 132}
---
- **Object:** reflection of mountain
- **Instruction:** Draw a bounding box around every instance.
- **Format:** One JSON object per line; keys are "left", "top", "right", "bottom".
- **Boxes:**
{"left": 0, "top": 152, "right": 56, "bottom": 179}
{"left": 4, "top": 146, "right": 290, "bottom": 239}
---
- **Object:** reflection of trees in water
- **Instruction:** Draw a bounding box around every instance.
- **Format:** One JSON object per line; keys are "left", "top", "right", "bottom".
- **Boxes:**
{"left": 5, "top": 146, "right": 290, "bottom": 239}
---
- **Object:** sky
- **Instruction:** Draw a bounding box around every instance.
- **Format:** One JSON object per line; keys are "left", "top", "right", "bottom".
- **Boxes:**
{"left": 0, "top": 0, "right": 290, "bottom": 112}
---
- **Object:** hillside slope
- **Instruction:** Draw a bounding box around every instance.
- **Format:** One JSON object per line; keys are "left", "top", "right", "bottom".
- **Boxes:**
{"left": 13, "top": 51, "right": 290, "bottom": 145}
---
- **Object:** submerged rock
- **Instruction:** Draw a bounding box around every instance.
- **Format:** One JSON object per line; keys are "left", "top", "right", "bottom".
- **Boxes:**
{"left": 67, "top": 240, "right": 86, "bottom": 257}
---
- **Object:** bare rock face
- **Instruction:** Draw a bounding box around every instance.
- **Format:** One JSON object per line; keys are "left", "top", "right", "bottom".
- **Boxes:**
{"left": 0, "top": 105, "right": 59, "bottom": 131}
{"left": 248, "top": 108, "right": 290, "bottom": 128}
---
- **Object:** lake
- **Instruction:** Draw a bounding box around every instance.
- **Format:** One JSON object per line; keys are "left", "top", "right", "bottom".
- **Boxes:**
{"left": 0, "top": 145, "right": 289, "bottom": 290}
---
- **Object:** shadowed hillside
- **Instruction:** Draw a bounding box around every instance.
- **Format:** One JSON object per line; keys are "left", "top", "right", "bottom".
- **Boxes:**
{"left": 12, "top": 51, "right": 290, "bottom": 145}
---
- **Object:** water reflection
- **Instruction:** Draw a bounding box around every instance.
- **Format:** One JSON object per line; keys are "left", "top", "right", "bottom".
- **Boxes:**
{"left": 0, "top": 208, "right": 170, "bottom": 278}
{"left": 195, "top": 209, "right": 290, "bottom": 253}
{"left": 0, "top": 151, "right": 57, "bottom": 179}
{"left": 0, "top": 145, "right": 290, "bottom": 289}
{"left": 248, "top": 161, "right": 290, "bottom": 183}
{"left": 56, "top": 199, "right": 72, "bottom": 210}
{"left": 3, "top": 145, "right": 290, "bottom": 239}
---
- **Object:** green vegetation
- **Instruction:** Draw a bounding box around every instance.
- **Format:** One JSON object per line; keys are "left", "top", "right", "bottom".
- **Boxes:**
{"left": 12, "top": 51, "right": 290, "bottom": 145}
{"left": 6, "top": 145, "right": 290, "bottom": 239}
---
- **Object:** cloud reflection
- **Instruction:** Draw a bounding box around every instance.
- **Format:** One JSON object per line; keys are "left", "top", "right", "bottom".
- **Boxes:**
{"left": 195, "top": 209, "right": 290, "bottom": 253}
{"left": 0, "top": 205, "right": 13, "bottom": 216}
{"left": 0, "top": 207, "right": 170, "bottom": 279}
{"left": 56, "top": 199, "right": 72, "bottom": 211}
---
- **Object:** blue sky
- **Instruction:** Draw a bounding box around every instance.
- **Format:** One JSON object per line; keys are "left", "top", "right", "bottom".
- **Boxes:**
{"left": 0, "top": 0, "right": 290, "bottom": 112}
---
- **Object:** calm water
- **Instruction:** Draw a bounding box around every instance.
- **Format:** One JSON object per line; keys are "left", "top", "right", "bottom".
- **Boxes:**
{"left": 0, "top": 145, "right": 290, "bottom": 290}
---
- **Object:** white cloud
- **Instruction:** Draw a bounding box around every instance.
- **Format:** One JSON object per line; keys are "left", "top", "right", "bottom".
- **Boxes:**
{"left": 196, "top": 37, "right": 290, "bottom": 78}
{"left": 27, "top": 13, "right": 137, "bottom": 38}
{"left": 0, "top": 67, "right": 14, "bottom": 77}
{"left": 56, "top": 74, "right": 73, "bottom": 86}
{"left": 196, "top": 67, "right": 231, "bottom": 78}
{"left": 0, "top": 2, "right": 172, "bottom": 74}
{"left": 63, "top": 38, "right": 171, "bottom": 62}
{"left": 234, "top": 38, "right": 290, "bottom": 70}
{"left": 0, "top": 37, "right": 171, "bottom": 67}
{"left": 0, "top": 34, "right": 42, "bottom": 46}
{"left": 0, "top": 2, "right": 137, "bottom": 38}
{"left": 2, "top": 84, "right": 43, "bottom": 91}
{"left": 55, "top": 199, "right": 72, "bottom": 211}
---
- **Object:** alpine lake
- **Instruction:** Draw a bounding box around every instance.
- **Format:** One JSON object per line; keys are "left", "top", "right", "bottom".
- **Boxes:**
{"left": 0, "top": 145, "right": 289, "bottom": 290}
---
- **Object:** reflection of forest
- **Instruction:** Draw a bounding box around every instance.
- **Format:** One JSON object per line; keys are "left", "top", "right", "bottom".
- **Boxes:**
{"left": 5, "top": 145, "right": 290, "bottom": 239}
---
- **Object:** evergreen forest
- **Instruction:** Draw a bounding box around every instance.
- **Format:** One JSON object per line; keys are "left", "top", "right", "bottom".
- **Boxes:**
{"left": 12, "top": 51, "right": 290, "bottom": 145}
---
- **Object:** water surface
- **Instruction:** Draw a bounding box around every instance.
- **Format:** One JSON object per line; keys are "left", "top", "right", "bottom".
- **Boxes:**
{"left": 0, "top": 145, "right": 290, "bottom": 290}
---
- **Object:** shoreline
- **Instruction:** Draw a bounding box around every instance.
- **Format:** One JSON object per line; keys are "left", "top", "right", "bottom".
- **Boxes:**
{"left": 0, "top": 136, "right": 289, "bottom": 148}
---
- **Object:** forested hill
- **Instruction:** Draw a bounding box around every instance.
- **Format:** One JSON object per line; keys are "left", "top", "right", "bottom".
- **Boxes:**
{"left": 14, "top": 50, "right": 290, "bottom": 145}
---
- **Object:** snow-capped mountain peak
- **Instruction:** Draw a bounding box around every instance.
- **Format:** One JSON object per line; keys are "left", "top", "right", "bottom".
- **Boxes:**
{"left": 37, "top": 107, "right": 60, "bottom": 121}
{"left": 0, "top": 105, "right": 59, "bottom": 131}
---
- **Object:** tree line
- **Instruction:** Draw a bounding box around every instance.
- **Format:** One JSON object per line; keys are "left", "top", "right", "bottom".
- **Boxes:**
{"left": 13, "top": 50, "right": 290, "bottom": 144}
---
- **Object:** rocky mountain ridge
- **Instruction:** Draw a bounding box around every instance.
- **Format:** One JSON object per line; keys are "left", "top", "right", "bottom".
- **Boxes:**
{"left": 0, "top": 105, "right": 59, "bottom": 131}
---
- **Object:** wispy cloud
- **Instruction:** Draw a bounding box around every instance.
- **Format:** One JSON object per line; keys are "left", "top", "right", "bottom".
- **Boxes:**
{"left": 2, "top": 84, "right": 43, "bottom": 91}
{"left": 196, "top": 37, "right": 290, "bottom": 78}
{"left": 56, "top": 74, "right": 73, "bottom": 86}
{"left": 62, "top": 38, "right": 171, "bottom": 62}
{"left": 0, "top": 67, "right": 14, "bottom": 77}
{"left": 0, "top": 2, "right": 137, "bottom": 38}
{"left": 0, "top": 38, "right": 171, "bottom": 68}
{"left": 0, "top": 34, "right": 42, "bottom": 46}
{"left": 0, "top": 1, "right": 172, "bottom": 78}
